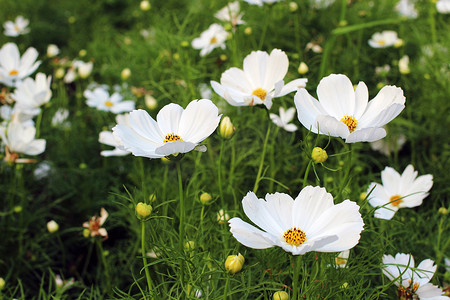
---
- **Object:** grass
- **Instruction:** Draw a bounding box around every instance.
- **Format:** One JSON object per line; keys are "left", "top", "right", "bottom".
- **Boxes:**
{"left": 0, "top": 0, "right": 449, "bottom": 299}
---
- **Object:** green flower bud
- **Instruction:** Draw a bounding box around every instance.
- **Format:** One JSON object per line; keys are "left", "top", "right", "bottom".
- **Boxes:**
{"left": 225, "top": 253, "right": 244, "bottom": 274}
{"left": 273, "top": 291, "right": 289, "bottom": 300}
{"left": 219, "top": 116, "right": 236, "bottom": 139}
{"left": 311, "top": 147, "right": 328, "bottom": 163}
{"left": 200, "top": 192, "right": 212, "bottom": 205}
{"left": 47, "top": 220, "right": 59, "bottom": 233}
{"left": 136, "top": 202, "right": 152, "bottom": 220}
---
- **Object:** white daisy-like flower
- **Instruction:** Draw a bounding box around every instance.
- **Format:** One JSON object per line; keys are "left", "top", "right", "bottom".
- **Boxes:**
{"left": 395, "top": 0, "right": 418, "bottom": 18}
{"left": 399, "top": 55, "right": 411, "bottom": 74}
{"left": 211, "top": 49, "right": 307, "bottom": 110}
{"left": 269, "top": 107, "right": 298, "bottom": 132}
{"left": 215, "top": 1, "right": 245, "bottom": 26}
{"left": 436, "top": 0, "right": 450, "bottom": 14}
{"left": 3, "top": 16, "right": 30, "bottom": 37}
{"left": 0, "top": 120, "right": 46, "bottom": 162}
{"left": 0, "top": 105, "right": 34, "bottom": 127}
{"left": 367, "top": 165, "right": 433, "bottom": 220}
{"left": 112, "top": 99, "right": 221, "bottom": 159}
{"left": 335, "top": 250, "right": 350, "bottom": 268}
{"left": 11, "top": 73, "right": 52, "bottom": 116}
{"left": 84, "top": 87, "right": 135, "bottom": 114}
{"left": 0, "top": 43, "right": 41, "bottom": 87}
{"left": 244, "top": 0, "right": 281, "bottom": 6}
{"left": 368, "top": 30, "right": 401, "bottom": 48}
{"left": 382, "top": 253, "right": 449, "bottom": 299}
{"left": 192, "top": 23, "right": 228, "bottom": 57}
{"left": 75, "top": 60, "right": 93, "bottom": 78}
{"left": 99, "top": 114, "right": 130, "bottom": 157}
{"left": 294, "top": 74, "right": 405, "bottom": 143}
{"left": 51, "top": 108, "right": 70, "bottom": 127}
{"left": 228, "top": 186, "right": 364, "bottom": 255}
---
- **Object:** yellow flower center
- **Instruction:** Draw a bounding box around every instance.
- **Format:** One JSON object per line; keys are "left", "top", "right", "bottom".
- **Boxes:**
{"left": 397, "top": 280, "right": 419, "bottom": 300}
{"left": 377, "top": 40, "right": 386, "bottom": 46}
{"left": 252, "top": 88, "right": 267, "bottom": 101}
{"left": 340, "top": 115, "right": 358, "bottom": 133}
{"left": 163, "top": 133, "right": 183, "bottom": 143}
{"left": 283, "top": 227, "right": 307, "bottom": 246}
{"left": 9, "top": 69, "right": 19, "bottom": 76}
{"left": 336, "top": 257, "right": 347, "bottom": 266}
{"left": 389, "top": 194, "right": 402, "bottom": 206}
{"left": 104, "top": 101, "right": 114, "bottom": 107}
{"left": 210, "top": 37, "right": 217, "bottom": 44}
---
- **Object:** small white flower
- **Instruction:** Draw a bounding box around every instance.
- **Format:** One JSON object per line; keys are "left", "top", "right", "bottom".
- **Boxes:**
{"left": 367, "top": 165, "right": 433, "bottom": 220}
{"left": 436, "top": 0, "right": 450, "bottom": 14}
{"left": 369, "top": 127, "right": 406, "bottom": 156}
{"left": 382, "top": 253, "right": 448, "bottom": 299}
{"left": 335, "top": 250, "right": 350, "bottom": 268}
{"left": 84, "top": 87, "right": 135, "bottom": 114}
{"left": 74, "top": 60, "right": 93, "bottom": 78}
{"left": 294, "top": 74, "right": 405, "bottom": 143}
{"left": 46, "top": 44, "right": 60, "bottom": 58}
{"left": 0, "top": 105, "right": 34, "bottom": 127}
{"left": 368, "top": 31, "right": 401, "bottom": 48}
{"left": 192, "top": 23, "right": 228, "bottom": 56}
{"left": 395, "top": 0, "right": 418, "bottom": 18}
{"left": 11, "top": 73, "right": 52, "bottom": 116}
{"left": 47, "top": 220, "right": 59, "bottom": 233}
{"left": 211, "top": 49, "right": 307, "bottom": 110}
{"left": 229, "top": 186, "right": 364, "bottom": 255}
{"left": 112, "top": 99, "right": 221, "bottom": 159}
{"left": 215, "top": 1, "right": 245, "bottom": 26}
{"left": 399, "top": 55, "right": 411, "bottom": 74}
{"left": 270, "top": 107, "right": 298, "bottom": 132}
{"left": 311, "top": 0, "right": 336, "bottom": 9}
{"left": 55, "top": 275, "right": 75, "bottom": 290}
{"left": 3, "top": 16, "right": 30, "bottom": 37}
{"left": 0, "top": 43, "right": 41, "bottom": 87}
{"left": 34, "top": 161, "right": 51, "bottom": 180}
{"left": 99, "top": 114, "right": 131, "bottom": 157}
{"left": 244, "top": 0, "right": 281, "bottom": 6}
{"left": 51, "top": 108, "right": 70, "bottom": 127}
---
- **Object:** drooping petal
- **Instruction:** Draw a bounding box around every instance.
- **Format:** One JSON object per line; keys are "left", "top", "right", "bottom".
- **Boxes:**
{"left": 229, "top": 218, "right": 276, "bottom": 249}
{"left": 155, "top": 140, "right": 196, "bottom": 155}
{"left": 345, "top": 127, "right": 386, "bottom": 143}
{"left": 316, "top": 115, "right": 350, "bottom": 138}
{"left": 278, "top": 78, "right": 308, "bottom": 97}
{"left": 316, "top": 74, "right": 355, "bottom": 118}
{"left": 294, "top": 88, "right": 326, "bottom": 133}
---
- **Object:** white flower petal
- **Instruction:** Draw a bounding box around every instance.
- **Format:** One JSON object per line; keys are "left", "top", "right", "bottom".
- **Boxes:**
{"left": 229, "top": 218, "right": 276, "bottom": 249}
{"left": 316, "top": 74, "right": 355, "bottom": 118}
{"left": 345, "top": 127, "right": 386, "bottom": 143}
{"left": 294, "top": 88, "right": 326, "bottom": 133}
{"left": 157, "top": 103, "right": 184, "bottom": 135}
{"left": 316, "top": 115, "right": 350, "bottom": 138}
{"left": 155, "top": 140, "right": 196, "bottom": 155}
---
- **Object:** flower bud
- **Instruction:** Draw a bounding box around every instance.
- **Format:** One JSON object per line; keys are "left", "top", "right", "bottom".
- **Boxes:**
{"left": 136, "top": 202, "right": 152, "bottom": 219}
{"left": 180, "top": 41, "right": 189, "bottom": 47}
{"left": 311, "top": 147, "right": 328, "bottom": 163}
{"left": 438, "top": 207, "right": 448, "bottom": 216}
{"left": 140, "top": 0, "right": 151, "bottom": 11}
{"left": 273, "top": 291, "right": 289, "bottom": 300}
{"left": 359, "top": 192, "right": 367, "bottom": 201}
{"left": 217, "top": 209, "right": 230, "bottom": 224}
{"left": 14, "top": 205, "right": 22, "bottom": 213}
{"left": 47, "top": 44, "right": 60, "bottom": 57}
{"left": 55, "top": 68, "right": 65, "bottom": 79}
{"left": 0, "top": 277, "right": 5, "bottom": 290}
{"left": 200, "top": 192, "right": 212, "bottom": 205}
{"left": 79, "top": 49, "right": 87, "bottom": 57}
{"left": 394, "top": 38, "right": 404, "bottom": 48}
{"left": 225, "top": 253, "right": 244, "bottom": 274}
{"left": 47, "top": 220, "right": 59, "bottom": 233}
{"left": 244, "top": 27, "right": 252, "bottom": 35}
{"left": 145, "top": 94, "right": 157, "bottom": 110}
{"left": 297, "top": 62, "right": 308, "bottom": 74}
{"left": 219, "top": 116, "right": 236, "bottom": 139}
{"left": 289, "top": 2, "right": 298, "bottom": 12}
{"left": 121, "top": 68, "right": 131, "bottom": 80}
{"left": 185, "top": 240, "right": 195, "bottom": 251}
{"left": 148, "top": 193, "right": 156, "bottom": 203}
{"left": 83, "top": 228, "right": 90, "bottom": 238}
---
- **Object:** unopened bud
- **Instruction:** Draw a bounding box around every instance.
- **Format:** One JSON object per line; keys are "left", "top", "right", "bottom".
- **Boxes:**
{"left": 200, "top": 192, "right": 212, "bottom": 205}
{"left": 0, "top": 277, "right": 5, "bottom": 290}
{"left": 55, "top": 68, "right": 65, "bottom": 79}
{"left": 359, "top": 192, "right": 367, "bottom": 201}
{"left": 219, "top": 116, "right": 236, "bottom": 139}
{"left": 185, "top": 240, "right": 195, "bottom": 251}
{"left": 145, "top": 94, "right": 157, "bottom": 110}
{"left": 225, "top": 253, "right": 244, "bottom": 274}
{"left": 149, "top": 193, "right": 156, "bottom": 203}
{"left": 244, "top": 27, "right": 252, "bottom": 35}
{"left": 121, "top": 68, "right": 131, "bottom": 80}
{"left": 438, "top": 207, "right": 448, "bottom": 216}
{"left": 136, "top": 202, "right": 152, "bottom": 219}
{"left": 289, "top": 2, "right": 298, "bottom": 12}
{"left": 140, "top": 0, "right": 151, "bottom": 11}
{"left": 47, "top": 220, "right": 59, "bottom": 233}
{"left": 217, "top": 209, "right": 230, "bottom": 224}
{"left": 273, "top": 291, "right": 289, "bottom": 300}
{"left": 311, "top": 147, "right": 328, "bottom": 163}
{"left": 47, "top": 44, "right": 60, "bottom": 58}
{"left": 394, "top": 39, "right": 404, "bottom": 48}
{"left": 297, "top": 62, "right": 308, "bottom": 74}
{"left": 83, "top": 228, "right": 90, "bottom": 238}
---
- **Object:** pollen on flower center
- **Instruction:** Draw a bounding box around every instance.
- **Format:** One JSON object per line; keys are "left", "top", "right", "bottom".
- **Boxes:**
{"left": 252, "top": 88, "right": 267, "bottom": 101}
{"left": 283, "top": 227, "right": 307, "bottom": 246}
{"left": 210, "top": 37, "right": 217, "bottom": 44}
{"left": 397, "top": 280, "right": 419, "bottom": 300}
{"left": 377, "top": 40, "right": 386, "bottom": 46}
{"left": 9, "top": 69, "right": 19, "bottom": 76}
{"left": 389, "top": 194, "right": 402, "bottom": 206}
{"left": 163, "top": 133, "right": 183, "bottom": 143}
{"left": 340, "top": 115, "right": 358, "bottom": 133}
{"left": 104, "top": 101, "right": 114, "bottom": 107}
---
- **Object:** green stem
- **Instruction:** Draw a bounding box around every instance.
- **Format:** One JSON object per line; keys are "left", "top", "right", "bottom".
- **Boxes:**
{"left": 35, "top": 110, "right": 43, "bottom": 139}
{"left": 338, "top": 0, "right": 347, "bottom": 24}
{"left": 428, "top": 0, "right": 437, "bottom": 44}
{"left": 176, "top": 162, "right": 185, "bottom": 290}
{"left": 223, "top": 275, "right": 230, "bottom": 300}
{"left": 141, "top": 221, "right": 154, "bottom": 298}
{"left": 335, "top": 144, "right": 352, "bottom": 201}
{"left": 96, "top": 240, "right": 111, "bottom": 292}
{"left": 292, "top": 255, "right": 303, "bottom": 300}
{"left": 253, "top": 120, "right": 271, "bottom": 194}
{"left": 218, "top": 139, "right": 226, "bottom": 210}
{"left": 302, "top": 160, "right": 313, "bottom": 189}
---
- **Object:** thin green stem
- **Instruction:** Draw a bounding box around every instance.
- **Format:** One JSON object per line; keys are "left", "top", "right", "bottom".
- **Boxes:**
{"left": 223, "top": 275, "right": 230, "bottom": 300}
{"left": 428, "top": 1, "right": 437, "bottom": 44}
{"left": 176, "top": 161, "right": 185, "bottom": 290}
{"left": 141, "top": 221, "right": 154, "bottom": 298}
{"left": 292, "top": 255, "right": 303, "bottom": 300}
{"left": 218, "top": 139, "right": 226, "bottom": 210}
{"left": 253, "top": 121, "right": 271, "bottom": 194}
{"left": 35, "top": 110, "right": 43, "bottom": 139}
{"left": 96, "top": 240, "right": 111, "bottom": 293}
{"left": 339, "top": 0, "right": 347, "bottom": 24}
{"left": 335, "top": 144, "right": 352, "bottom": 201}
{"left": 302, "top": 160, "right": 313, "bottom": 189}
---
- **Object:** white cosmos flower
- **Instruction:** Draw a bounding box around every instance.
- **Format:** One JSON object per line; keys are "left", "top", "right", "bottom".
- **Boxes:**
{"left": 51, "top": 108, "right": 69, "bottom": 127}
{"left": 84, "top": 87, "right": 135, "bottom": 114}
{"left": 11, "top": 73, "right": 52, "bottom": 116}
{"left": 270, "top": 107, "right": 298, "bottom": 132}
{"left": 3, "top": 16, "right": 30, "bottom": 37}
{"left": 382, "top": 253, "right": 449, "bottom": 300}
{"left": 0, "top": 43, "right": 41, "bottom": 87}
{"left": 367, "top": 165, "right": 433, "bottom": 220}
{"left": 294, "top": 74, "right": 405, "bottom": 143}
{"left": 0, "top": 120, "right": 46, "bottom": 159}
{"left": 395, "top": 0, "right": 418, "bottom": 18}
{"left": 368, "top": 30, "right": 401, "bottom": 48}
{"left": 192, "top": 23, "right": 228, "bottom": 57}
{"left": 99, "top": 114, "right": 130, "bottom": 157}
{"left": 436, "top": 0, "right": 450, "bottom": 13}
{"left": 228, "top": 186, "right": 364, "bottom": 255}
{"left": 211, "top": 49, "right": 307, "bottom": 110}
{"left": 215, "top": 1, "right": 245, "bottom": 26}
{"left": 112, "top": 99, "right": 221, "bottom": 159}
